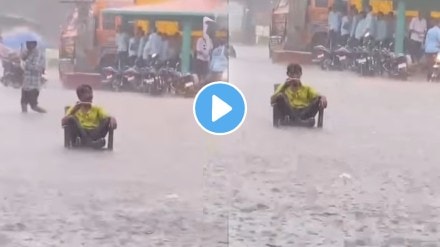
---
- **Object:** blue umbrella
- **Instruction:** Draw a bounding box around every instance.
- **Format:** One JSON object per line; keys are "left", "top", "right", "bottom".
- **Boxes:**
{"left": 2, "top": 29, "right": 45, "bottom": 52}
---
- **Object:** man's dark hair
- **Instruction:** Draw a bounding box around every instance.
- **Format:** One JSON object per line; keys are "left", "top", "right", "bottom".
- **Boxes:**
{"left": 287, "top": 63, "right": 302, "bottom": 76}
{"left": 76, "top": 84, "right": 92, "bottom": 98}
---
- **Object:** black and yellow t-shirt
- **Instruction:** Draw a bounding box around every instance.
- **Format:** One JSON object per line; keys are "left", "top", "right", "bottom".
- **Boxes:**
{"left": 66, "top": 106, "right": 108, "bottom": 129}
{"left": 274, "top": 83, "right": 318, "bottom": 108}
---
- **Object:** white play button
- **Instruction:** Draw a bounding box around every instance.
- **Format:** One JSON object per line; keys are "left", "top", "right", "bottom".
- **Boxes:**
{"left": 211, "top": 95, "right": 232, "bottom": 122}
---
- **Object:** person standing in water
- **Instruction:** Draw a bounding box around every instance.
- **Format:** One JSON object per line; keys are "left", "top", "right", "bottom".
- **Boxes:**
{"left": 194, "top": 17, "right": 215, "bottom": 82}
{"left": 21, "top": 40, "right": 46, "bottom": 113}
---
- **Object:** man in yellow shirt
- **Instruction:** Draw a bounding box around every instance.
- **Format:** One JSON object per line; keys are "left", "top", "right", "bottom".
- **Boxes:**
{"left": 271, "top": 64, "right": 327, "bottom": 126}
{"left": 62, "top": 84, "right": 117, "bottom": 148}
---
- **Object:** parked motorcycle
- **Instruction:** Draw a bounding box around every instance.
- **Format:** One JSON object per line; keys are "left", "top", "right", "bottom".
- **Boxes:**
{"left": 100, "top": 65, "right": 126, "bottom": 91}
{"left": 1, "top": 60, "right": 23, "bottom": 88}
{"left": 381, "top": 50, "right": 408, "bottom": 80}
{"left": 122, "top": 66, "right": 143, "bottom": 91}
{"left": 172, "top": 73, "right": 198, "bottom": 97}
{"left": 158, "top": 59, "right": 181, "bottom": 93}
{"left": 144, "top": 54, "right": 166, "bottom": 95}
{"left": 312, "top": 45, "right": 350, "bottom": 71}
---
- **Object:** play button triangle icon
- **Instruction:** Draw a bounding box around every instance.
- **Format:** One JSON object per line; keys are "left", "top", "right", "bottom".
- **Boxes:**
{"left": 211, "top": 95, "right": 232, "bottom": 122}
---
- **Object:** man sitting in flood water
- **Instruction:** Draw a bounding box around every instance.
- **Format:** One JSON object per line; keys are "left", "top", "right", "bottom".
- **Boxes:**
{"left": 61, "top": 84, "right": 117, "bottom": 148}
{"left": 271, "top": 63, "right": 327, "bottom": 126}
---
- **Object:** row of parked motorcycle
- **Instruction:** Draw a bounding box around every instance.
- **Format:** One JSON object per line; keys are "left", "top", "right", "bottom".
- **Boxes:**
{"left": 312, "top": 32, "right": 409, "bottom": 81}
{"left": 100, "top": 53, "right": 227, "bottom": 97}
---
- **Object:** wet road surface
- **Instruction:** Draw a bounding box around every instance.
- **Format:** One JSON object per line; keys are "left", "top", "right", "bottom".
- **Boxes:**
{"left": 1, "top": 45, "right": 440, "bottom": 246}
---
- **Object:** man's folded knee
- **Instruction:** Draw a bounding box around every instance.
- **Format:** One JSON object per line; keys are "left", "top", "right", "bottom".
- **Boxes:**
{"left": 274, "top": 94, "right": 288, "bottom": 104}
{"left": 101, "top": 117, "right": 113, "bottom": 129}
{"left": 64, "top": 115, "right": 80, "bottom": 126}
{"left": 102, "top": 117, "right": 111, "bottom": 124}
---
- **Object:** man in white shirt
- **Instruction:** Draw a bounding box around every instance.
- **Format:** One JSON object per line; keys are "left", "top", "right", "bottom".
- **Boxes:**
{"left": 115, "top": 25, "right": 129, "bottom": 68}
{"left": 340, "top": 8, "right": 351, "bottom": 46}
{"left": 159, "top": 33, "right": 170, "bottom": 62}
{"left": 128, "top": 28, "right": 141, "bottom": 66}
{"left": 349, "top": 7, "right": 360, "bottom": 46}
{"left": 375, "top": 12, "right": 387, "bottom": 44}
{"left": 354, "top": 11, "right": 367, "bottom": 46}
{"left": 328, "top": 6, "right": 341, "bottom": 49}
{"left": 408, "top": 12, "right": 427, "bottom": 63}
{"left": 143, "top": 27, "right": 163, "bottom": 63}
{"left": 137, "top": 30, "right": 148, "bottom": 66}
{"left": 194, "top": 17, "right": 215, "bottom": 81}
{"left": 364, "top": 5, "right": 376, "bottom": 39}
{"left": 167, "top": 33, "right": 181, "bottom": 65}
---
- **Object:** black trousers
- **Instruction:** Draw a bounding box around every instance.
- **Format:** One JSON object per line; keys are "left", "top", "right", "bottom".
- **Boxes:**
{"left": 65, "top": 116, "right": 110, "bottom": 142}
{"left": 128, "top": 55, "right": 137, "bottom": 67}
{"left": 21, "top": 89, "right": 39, "bottom": 107}
{"left": 116, "top": 51, "right": 128, "bottom": 68}
{"left": 328, "top": 30, "right": 339, "bottom": 49}
{"left": 193, "top": 59, "right": 209, "bottom": 82}
{"left": 408, "top": 39, "right": 422, "bottom": 63}
{"left": 204, "top": 71, "right": 223, "bottom": 85}
{"left": 340, "top": 34, "right": 349, "bottom": 46}
{"left": 274, "top": 94, "right": 321, "bottom": 121}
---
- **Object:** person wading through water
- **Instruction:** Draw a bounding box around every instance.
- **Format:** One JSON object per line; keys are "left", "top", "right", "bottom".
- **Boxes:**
{"left": 21, "top": 39, "right": 46, "bottom": 113}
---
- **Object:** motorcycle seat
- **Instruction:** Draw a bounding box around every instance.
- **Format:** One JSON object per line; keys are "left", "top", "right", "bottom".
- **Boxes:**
{"left": 124, "top": 67, "right": 139, "bottom": 74}
{"left": 313, "top": 45, "right": 329, "bottom": 52}
{"left": 335, "top": 47, "right": 350, "bottom": 53}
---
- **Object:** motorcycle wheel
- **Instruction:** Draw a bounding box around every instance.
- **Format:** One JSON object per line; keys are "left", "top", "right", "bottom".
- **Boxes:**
{"left": 428, "top": 73, "right": 438, "bottom": 82}
{"left": 320, "top": 58, "right": 331, "bottom": 71}
{"left": 149, "top": 82, "right": 160, "bottom": 95}
{"left": 398, "top": 71, "right": 408, "bottom": 81}
{"left": 111, "top": 80, "right": 121, "bottom": 92}
{"left": 183, "top": 88, "right": 196, "bottom": 98}
{"left": 359, "top": 65, "right": 364, "bottom": 76}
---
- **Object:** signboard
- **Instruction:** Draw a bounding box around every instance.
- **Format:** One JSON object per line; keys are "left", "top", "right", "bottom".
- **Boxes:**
{"left": 393, "top": 0, "right": 440, "bottom": 11}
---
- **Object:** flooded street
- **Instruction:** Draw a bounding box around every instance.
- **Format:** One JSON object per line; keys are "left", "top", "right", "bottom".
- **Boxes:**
{"left": 1, "top": 45, "right": 440, "bottom": 246}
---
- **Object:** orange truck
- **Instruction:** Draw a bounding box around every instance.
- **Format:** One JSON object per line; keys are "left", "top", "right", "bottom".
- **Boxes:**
{"left": 269, "top": 0, "right": 343, "bottom": 63}
{"left": 58, "top": 0, "right": 169, "bottom": 88}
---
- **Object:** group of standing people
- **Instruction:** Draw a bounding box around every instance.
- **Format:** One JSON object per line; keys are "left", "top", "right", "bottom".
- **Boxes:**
{"left": 114, "top": 17, "right": 230, "bottom": 84}
{"left": 115, "top": 25, "right": 181, "bottom": 68}
{"left": 328, "top": 5, "right": 395, "bottom": 49}
{"left": 328, "top": 4, "right": 440, "bottom": 67}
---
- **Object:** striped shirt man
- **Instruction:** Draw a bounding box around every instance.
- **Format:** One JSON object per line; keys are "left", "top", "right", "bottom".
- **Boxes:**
{"left": 22, "top": 48, "right": 45, "bottom": 90}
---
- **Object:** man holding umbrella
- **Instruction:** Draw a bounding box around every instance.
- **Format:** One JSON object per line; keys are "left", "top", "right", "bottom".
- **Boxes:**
{"left": 20, "top": 39, "right": 46, "bottom": 113}
{"left": 194, "top": 17, "right": 215, "bottom": 82}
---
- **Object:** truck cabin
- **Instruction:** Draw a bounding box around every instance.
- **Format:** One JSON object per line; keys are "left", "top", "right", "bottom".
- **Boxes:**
{"left": 270, "top": 0, "right": 351, "bottom": 51}
{"left": 271, "top": 0, "right": 339, "bottom": 35}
